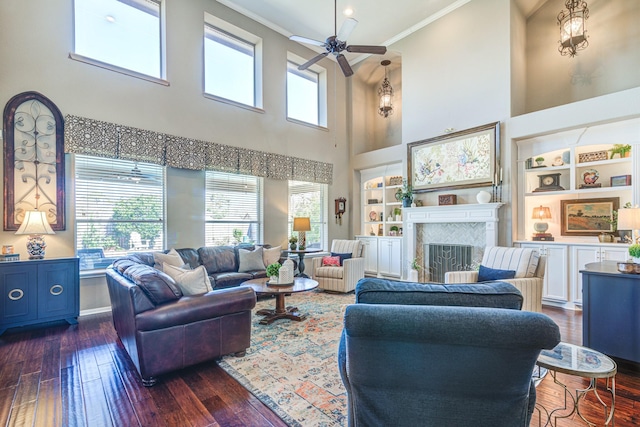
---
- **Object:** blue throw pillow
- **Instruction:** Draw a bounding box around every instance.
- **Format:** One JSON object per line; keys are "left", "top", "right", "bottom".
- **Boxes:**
{"left": 331, "top": 252, "right": 353, "bottom": 266}
{"left": 477, "top": 265, "right": 516, "bottom": 282}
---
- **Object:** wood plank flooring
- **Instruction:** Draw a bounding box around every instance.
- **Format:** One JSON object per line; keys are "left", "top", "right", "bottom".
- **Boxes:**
{"left": 0, "top": 307, "right": 638, "bottom": 426}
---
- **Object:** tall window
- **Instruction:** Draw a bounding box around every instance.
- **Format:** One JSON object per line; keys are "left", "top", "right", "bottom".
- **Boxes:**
{"left": 205, "top": 171, "right": 263, "bottom": 246}
{"left": 75, "top": 155, "right": 165, "bottom": 270}
{"left": 73, "top": 0, "right": 162, "bottom": 79}
{"left": 288, "top": 181, "right": 327, "bottom": 249}
{"left": 287, "top": 61, "right": 319, "bottom": 125}
{"left": 204, "top": 14, "right": 262, "bottom": 108}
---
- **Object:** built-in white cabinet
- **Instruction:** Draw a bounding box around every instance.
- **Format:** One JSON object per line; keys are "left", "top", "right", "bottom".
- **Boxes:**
{"left": 519, "top": 243, "right": 569, "bottom": 304}
{"left": 377, "top": 237, "right": 402, "bottom": 278}
{"left": 358, "top": 236, "right": 379, "bottom": 275}
{"left": 571, "top": 245, "right": 628, "bottom": 305}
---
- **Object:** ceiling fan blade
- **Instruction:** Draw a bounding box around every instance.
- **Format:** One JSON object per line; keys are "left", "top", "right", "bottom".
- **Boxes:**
{"left": 336, "top": 54, "right": 354, "bottom": 77}
{"left": 290, "top": 35, "right": 326, "bottom": 47}
{"left": 346, "top": 45, "right": 387, "bottom": 55}
{"left": 298, "top": 52, "right": 329, "bottom": 70}
{"left": 337, "top": 18, "right": 358, "bottom": 41}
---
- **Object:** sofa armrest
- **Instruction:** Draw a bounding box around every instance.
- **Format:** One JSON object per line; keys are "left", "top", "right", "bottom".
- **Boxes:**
{"left": 312, "top": 256, "right": 323, "bottom": 276}
{"left": 444, "top": 270, "right": 478, "bottom": 283}
{"left": 135, "top": 286, "right": 256, "bottom": 331}
{"left": 500, "top": 277, "right": 543, "bottom": 312}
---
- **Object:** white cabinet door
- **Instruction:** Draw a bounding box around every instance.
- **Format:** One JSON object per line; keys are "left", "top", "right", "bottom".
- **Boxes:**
{"left": 378, "top": 238, "right": 402, "bottom": 278}
{"left": 572, "top": 245, "right": 629, "bottom": 305}
{"left": 520, "top": 243, "right": 569, "bottom": 303}
{"left": 358, "top": 237, "right": 378, "bottom": 275}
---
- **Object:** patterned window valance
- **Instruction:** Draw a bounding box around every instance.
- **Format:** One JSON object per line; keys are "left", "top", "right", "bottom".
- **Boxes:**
{"left": 64, "top": 114, "right": 333, "bottom": 184}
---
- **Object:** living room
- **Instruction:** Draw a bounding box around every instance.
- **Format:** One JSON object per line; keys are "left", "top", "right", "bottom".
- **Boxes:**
{"left": 1, "top": 0, "right": 639, "bottom": 425}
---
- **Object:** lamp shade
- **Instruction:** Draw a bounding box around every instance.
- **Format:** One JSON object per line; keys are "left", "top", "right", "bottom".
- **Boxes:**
{"left": 617, "top": 208, "right": 640, "bottom": 230}
{"left": 532, "top": 206, "right": 552, "bottom": 220}
{"left": 15, "top": 210, "right": 55, "bottom": 235}
{"left": 293, "top": 217, "right": 311, "bottom": 232}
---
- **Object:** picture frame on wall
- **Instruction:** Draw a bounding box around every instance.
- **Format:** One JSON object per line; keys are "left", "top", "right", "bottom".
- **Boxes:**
{"left": 407, "top": 122, "right": 499, "bottom": 193}
{"left": 560, "top": 197, "right": 619, "bottom": 236}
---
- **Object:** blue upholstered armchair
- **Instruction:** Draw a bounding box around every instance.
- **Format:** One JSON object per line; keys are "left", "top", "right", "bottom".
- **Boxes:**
{"left": 339, "top": 278, "right": 561, "bottom": 427}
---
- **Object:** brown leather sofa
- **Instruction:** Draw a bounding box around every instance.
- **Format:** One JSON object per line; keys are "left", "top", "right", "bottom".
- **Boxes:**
{"left": 105, "top": 257, "right": 256, "bottom": 386}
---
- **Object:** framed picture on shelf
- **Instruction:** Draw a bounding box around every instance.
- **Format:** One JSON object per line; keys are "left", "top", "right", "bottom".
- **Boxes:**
{"left": 610, "top": 175, "right": 631, "bottom": 187}
{"left": 560, "top": 197, "right": 619, "bottom": 236}
{"left": 407, "top": 122, "right": 499, "bottom": 193}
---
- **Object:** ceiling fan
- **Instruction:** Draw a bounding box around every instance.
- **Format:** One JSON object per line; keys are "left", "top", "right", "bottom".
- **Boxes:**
{"left": 289, "top": 0, "right": 387, "bottom": 77}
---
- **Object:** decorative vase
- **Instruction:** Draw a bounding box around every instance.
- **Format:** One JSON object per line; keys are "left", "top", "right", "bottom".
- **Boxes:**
{"left": 290, "top": 243, "right": 297, "bottom": 250}
{"left": 270, "top": 275, "right": 279, "bottom": 283}
{"left": 476, "top": 190, "right": 491, "bottom": 204}
{"left": 408, "top": 269, "right": 419, "bottom": 282}
{"left": 633, "top": 257, "right": 640, "bottom": 264}
{"left": 403, "top": 197, "right": 412, "bottom": 207}
{"left": 598, "top": 233, "right": 613, "bottom": 243}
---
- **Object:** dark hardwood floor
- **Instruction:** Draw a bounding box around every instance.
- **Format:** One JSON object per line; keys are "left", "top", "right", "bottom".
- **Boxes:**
{"left": 0, "top": 307, "right": 638, "bottom": 426}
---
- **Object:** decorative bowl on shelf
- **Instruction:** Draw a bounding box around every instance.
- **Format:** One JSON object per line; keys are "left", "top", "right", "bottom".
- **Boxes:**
{"left": 617, "top": 262, "right": 640, "bottom": 274}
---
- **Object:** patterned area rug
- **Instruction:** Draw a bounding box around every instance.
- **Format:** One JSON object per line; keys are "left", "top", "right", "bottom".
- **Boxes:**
{"left": 218, "top": 290, "right": 354, "bottom": 427}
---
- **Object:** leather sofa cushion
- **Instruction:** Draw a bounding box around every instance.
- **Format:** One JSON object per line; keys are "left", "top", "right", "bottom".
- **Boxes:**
{"left": 174, "top": 248, "right": 200, "bottom": 269}
{"left": 211, "top": 272, "right": 253, "bottom": 289}
{"left": 199, "top": 246, "right": 237, "bottom": 274}
{"left": 113, "top": 258, "right": 139, "bottom": 274}
{"left": 122, "top": 264, "right": 183, "bottom": 305}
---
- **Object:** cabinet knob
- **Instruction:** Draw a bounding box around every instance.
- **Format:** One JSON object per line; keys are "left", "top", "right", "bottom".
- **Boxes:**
{"left": 50, "top": 284, "right": 64, "bottom": 296}
{"left": 8, "top": 288, "right": 24, "bottom": 301}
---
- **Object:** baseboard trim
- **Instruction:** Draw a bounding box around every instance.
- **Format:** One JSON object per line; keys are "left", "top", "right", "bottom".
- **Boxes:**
{"left": 80, "top": 307, "right": 112, "bottom": 317}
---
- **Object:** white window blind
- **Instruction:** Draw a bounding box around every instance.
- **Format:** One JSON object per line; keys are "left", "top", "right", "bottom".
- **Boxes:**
{"left": 74, "top": 0, "right": 162, "bottom": 78}
{"left": 205, "top": 171, "right": 263, "bottom": 246}
{"left": 288, "top": 180, "right": 327, "bottom": 249}
{"left": 287, "top": 61, "right": 319, "bottom": 125}
{"left": 75, "top": 155, "right": 165, "bottom": 270}
{"left": 204, "top": 24, "right": 255, "bottom": 106}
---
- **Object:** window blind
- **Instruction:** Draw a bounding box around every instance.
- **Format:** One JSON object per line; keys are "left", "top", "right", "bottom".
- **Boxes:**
{"left": 288, "top": 180, "right": 327, "bottom": 249}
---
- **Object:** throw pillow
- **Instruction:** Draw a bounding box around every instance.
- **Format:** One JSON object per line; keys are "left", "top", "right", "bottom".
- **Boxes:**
{"left": 477, "top": 265, "right": 516, "bottom": 282}
{"left": 238, "top": 247, "right": 265, "bottom": 272}
{"left": 153, "top": 248, "right": 184, "bottom": 272}
{"left": 163, "top": 263, "right": 212, "bottom": 295}
{"left": 263, "top": 245, "right": 282, "bottom": 267}
{"left": 322, "top": 256, "right": 341, "bottom": 267}
{"left": 331, "top": 252, "right": 353, "bottom": 266}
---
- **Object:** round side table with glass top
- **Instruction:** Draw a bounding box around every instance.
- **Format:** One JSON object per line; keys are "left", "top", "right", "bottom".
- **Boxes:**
{"left": 535, "top": 341, "right": 617, "bottom": 427}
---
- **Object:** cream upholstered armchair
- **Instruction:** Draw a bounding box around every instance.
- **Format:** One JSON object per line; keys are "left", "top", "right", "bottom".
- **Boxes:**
{"left": 312, "top": 240, "right": 365, "bottom": 293}
{"left": 444, "top": 246, "right": 545, "bottom": 312}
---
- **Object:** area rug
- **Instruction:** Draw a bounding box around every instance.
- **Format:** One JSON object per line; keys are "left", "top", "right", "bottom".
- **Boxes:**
{"left": 218, "top": 290, "right": 354, "bottom": 427}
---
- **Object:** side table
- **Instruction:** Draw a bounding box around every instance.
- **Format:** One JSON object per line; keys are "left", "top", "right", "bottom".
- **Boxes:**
{"left": 535, "top": 341, "right": 617, "bottom": 427}
{"left": 284, "top": 248, "right": 322, "bottom": 278}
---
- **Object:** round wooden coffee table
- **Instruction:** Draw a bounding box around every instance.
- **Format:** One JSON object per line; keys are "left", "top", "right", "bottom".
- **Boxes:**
{"left": 242, "top": 277, "right": 319, "bottom": 325}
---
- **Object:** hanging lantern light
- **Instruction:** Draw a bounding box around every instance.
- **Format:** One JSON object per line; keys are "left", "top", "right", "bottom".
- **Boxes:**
{"left": 378, "top": 60, "right": 394, "bottom": 118}
{"left": 557, "top": 0, "right": 589, "bottom": 57}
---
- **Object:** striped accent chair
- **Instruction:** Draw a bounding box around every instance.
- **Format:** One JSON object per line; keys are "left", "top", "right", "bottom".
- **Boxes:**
{"left": 312, "top": 240, "right": 365, "bottom": 293}
{"left": 444, "top": 246, "right": 545, "bottom": 312}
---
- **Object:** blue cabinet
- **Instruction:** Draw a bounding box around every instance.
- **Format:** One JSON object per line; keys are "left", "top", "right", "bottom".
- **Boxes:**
{"left": 581, "top": 261, "right": 640, "bottom": 364}
{"left": 0, "top": 258, "right": 79, "bottom": 335}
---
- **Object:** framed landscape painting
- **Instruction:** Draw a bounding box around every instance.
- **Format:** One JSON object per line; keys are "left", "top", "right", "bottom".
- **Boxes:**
{"left": 407, "top": 122, "right": 499, "bottom": 193}
{"left": 560, "top": 197, "right": 619, "bottom": 236}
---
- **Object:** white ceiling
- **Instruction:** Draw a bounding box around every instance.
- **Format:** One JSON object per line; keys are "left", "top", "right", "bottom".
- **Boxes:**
{"left": 216, "top": 0, "right": 547, "bottom": 53}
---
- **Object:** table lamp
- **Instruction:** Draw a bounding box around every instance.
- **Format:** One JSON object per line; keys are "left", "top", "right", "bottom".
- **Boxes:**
{"left": 616, "top": 207, "right": 640, "bottom": 244}
{"left": 15, "top": 210, "right": 55, "bottom": 259}
{"left": 293, "top": 217, "right": 311, "bottom": 250}
{"left": 532, "top": 205, "right": 553, "bottom": 241}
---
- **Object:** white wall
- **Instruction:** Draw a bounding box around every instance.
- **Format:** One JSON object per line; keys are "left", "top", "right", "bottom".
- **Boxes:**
{"left": 0, "top": 0, "right": 352, "bottom": 311}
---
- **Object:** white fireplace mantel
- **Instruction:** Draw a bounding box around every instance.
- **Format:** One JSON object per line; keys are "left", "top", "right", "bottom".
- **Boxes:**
{"left": 403, "top": 203, "right": 504, "bottom": 279}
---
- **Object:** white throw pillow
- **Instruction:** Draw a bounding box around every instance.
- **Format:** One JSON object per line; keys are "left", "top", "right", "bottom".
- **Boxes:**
{"left": 153, "top": 248, "right": 184, "bottom": 272}
{"left": 163, "top": 263, "right": 212, "bottom": 296}
{"left": 238, "top": 247, "right": 265, "bottom": 272}
{"left": 263, "top": 245, "right": 282, "bottom": 267}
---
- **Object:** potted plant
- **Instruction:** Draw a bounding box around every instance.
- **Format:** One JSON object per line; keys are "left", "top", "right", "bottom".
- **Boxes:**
{"left": 535, "top": 156, "right": 545, "bottom": 166}
{"left": 629, "top": 245, "right": 640, "bottom": 263}
{"left": 266, "top": 262, "right": 281, "bottom": 282}
{"left": 399, "top": 179, "right": 413, "bottom": 207}
{"left": 288, "top": 235, "right": 298, "bottom": 250}
{"left": 609, "top": 144, "right": 632, "bottom": 159}
{"left": 408, "top": 258, "right": 420, "bottom": 282}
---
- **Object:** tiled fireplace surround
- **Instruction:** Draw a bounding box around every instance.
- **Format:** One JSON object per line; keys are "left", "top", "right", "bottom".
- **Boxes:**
{"left": 403, "top": 204, "right": 504, "bottom": 282}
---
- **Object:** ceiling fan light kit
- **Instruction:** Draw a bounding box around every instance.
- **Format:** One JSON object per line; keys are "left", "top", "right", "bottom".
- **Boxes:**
{"left": 289, "top": 0, "right": 387, "bottom": 77}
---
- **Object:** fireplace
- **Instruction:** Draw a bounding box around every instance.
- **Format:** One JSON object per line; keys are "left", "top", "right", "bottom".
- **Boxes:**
{"left": 425, "top": 243, "right": 473, "bottom": 283}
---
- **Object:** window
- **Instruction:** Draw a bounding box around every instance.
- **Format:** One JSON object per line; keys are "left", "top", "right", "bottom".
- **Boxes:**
{"left": 287, "top": 53, "right": 327, "bottom": 127}
{"left": 73, "top": 0, "right": 162, "bottom": 79}
{"left": 288, "top": 181, "right": 328, "bottom": 249}
{"left": 204, "top": 14, "right": 263, "bottom": 108}
{"left": 205, "top": 171, "right": 263, "bottom": 246}
{"left": 75, "top": 155, "right": 165, "bottom": 270}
